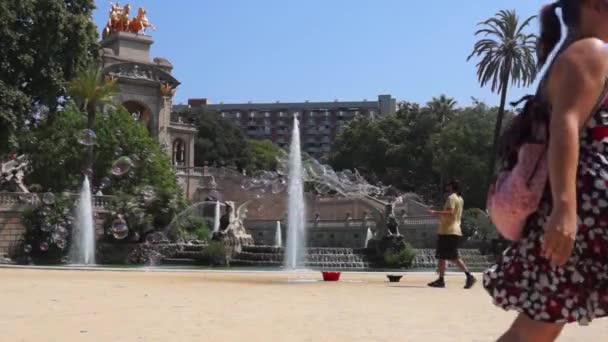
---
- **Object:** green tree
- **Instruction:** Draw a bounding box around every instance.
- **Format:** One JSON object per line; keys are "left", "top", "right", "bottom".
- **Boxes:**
{"left": 431, "top": 103, "right": 495, "bottom": 208}
{"left": 248, "top": 139, "right": 282, "bottom": 172}
{"left": 467, "top": 10, "right": 537, "bottom": 179}
{"left": 329, "top": 98, "right": 498, "bottom": 207}
{"left": 189, "top": 110, "right": 250, "bottom": 169}
{"left": 21, "top": 102, "right": 182, "bottom": 198}
{"left": 0, "top": 0, "right": 98, "bottom": 153}
{"left": 68, "top": 67, "right": 117, "bottom": 176}
{"left": 426, "top": 94, "right": 458, "bottom": 125}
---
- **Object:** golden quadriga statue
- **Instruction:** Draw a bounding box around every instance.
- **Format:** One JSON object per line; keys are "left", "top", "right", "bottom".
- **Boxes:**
{"left": 102, "top": 2, "right": 156, "bottom": 38}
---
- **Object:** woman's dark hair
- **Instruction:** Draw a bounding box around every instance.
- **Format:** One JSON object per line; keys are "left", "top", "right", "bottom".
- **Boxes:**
{"left": 538, "top": 0, "right": 581, "bottom": 68}
{"left": 498, "top": 1, "right": 582, "bottom": 172}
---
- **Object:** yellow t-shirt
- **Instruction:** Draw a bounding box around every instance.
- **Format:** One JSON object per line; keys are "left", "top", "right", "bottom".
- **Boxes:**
{"left": 438, "top": 193, "right": 463, "bottom": 236}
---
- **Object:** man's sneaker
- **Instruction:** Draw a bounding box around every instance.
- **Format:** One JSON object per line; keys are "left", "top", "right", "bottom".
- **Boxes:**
{"left": 464, "top": 275, "right": 477, "bottom": 289}
{"left": 427, "top": 278, "right": 445, "bottom": 288}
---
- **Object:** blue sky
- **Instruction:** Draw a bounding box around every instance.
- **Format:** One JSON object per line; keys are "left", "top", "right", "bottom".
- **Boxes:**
{"left": 93, "top": 1, "right": 546, "bottom": 107}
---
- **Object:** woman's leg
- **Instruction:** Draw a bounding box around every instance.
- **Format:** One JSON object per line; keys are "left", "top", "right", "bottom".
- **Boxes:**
{"left": 498, "top": 313, "right": 565, "bottom": 342}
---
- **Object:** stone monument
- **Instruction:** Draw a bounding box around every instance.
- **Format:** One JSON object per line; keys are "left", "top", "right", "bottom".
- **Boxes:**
{"left": 99, "top": 3, "right": 195, "bottom": 166}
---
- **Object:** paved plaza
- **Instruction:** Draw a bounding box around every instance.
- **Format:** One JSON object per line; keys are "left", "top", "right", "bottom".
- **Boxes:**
{"left": 0, "top": 268, "right": 605, "bottom": 341}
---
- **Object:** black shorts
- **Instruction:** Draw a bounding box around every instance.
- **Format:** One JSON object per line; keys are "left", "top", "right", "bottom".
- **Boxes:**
{"left": 435, "top": 235, "right": 461, "bottom": 260}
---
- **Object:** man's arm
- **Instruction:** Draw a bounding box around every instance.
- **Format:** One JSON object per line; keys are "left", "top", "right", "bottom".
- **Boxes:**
{"left": 429, "top": 197, "right": 456, "bottom": 217}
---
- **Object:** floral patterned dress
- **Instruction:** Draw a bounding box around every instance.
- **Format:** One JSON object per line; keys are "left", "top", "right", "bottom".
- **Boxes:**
{"left": 483, "top": 94, "right": 608, "bottom": 326}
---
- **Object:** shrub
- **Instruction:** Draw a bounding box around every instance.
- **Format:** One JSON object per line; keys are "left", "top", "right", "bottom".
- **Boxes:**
{"left": 20, "top": 194, "right": 75, "bottom": 264}
{"left": 173, "top": 214, "right": 211, "bottom": 242}
{"left": 103, "top": 186, "right": 185, "bottom": 243}
{"left": 383, "top": 244, "right": 416, "bottom": 268}
{"left": 203, "top": 241, "right": 226, "bottom": 265}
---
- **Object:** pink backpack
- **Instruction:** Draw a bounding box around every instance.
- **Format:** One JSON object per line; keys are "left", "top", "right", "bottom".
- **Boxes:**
{"left": 486, "top": 141, "right": 547, "bottom": 241}
{"left": 486, "top": 90, "right": 550, "bottom": 242}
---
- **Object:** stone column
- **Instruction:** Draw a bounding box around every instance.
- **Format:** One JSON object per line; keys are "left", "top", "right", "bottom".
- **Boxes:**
{"left": 159, "top": 83, "right": 174, "bottom": 156}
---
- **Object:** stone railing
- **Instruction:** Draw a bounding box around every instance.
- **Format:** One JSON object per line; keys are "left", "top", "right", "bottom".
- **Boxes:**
{"left": 399, "top": 215, "right": 439, "bottom": 226}
{"left": 0, "top": 192, "right": 112, "bottom": 210}
{"left": 174, "top": 166, "right": 205, "bottom": 176}
{"left": 245, "top": 218, "right": 376, "bottom": 229}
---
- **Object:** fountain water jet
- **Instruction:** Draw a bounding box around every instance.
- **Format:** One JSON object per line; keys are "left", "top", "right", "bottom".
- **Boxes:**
{"left": 213, "top": 200, "right": 221, "bottom": 233}
{"left": 285, "top": 117, "right": 306, "bottom": 269}
{"left": 70, "top": 177, "right": 96, "bottom": 265}
{"left": 364, "top": 227, "right": 374, "bottom": 248}
{"left": 275, "top": 221, "right": 282, "bottom": 248}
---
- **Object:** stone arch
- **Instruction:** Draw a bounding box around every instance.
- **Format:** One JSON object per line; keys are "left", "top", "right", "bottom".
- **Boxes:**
{"left": 123, "top": 100, "right": 152, "bottom": 132}
{"left": 172, "top": 138, "right": 186, "bottom": 166}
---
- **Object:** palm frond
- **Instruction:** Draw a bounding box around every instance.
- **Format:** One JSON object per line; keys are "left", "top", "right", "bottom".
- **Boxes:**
{"left": 467, "top": 10, "right": 538, "bottom": 94}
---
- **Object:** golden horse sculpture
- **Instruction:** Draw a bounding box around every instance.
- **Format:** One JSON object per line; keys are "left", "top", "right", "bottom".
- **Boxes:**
{"left": 128, "top": 7, "right": 156, "bottom": 35}
{"left": 102, "top": 2, "right": 155, "bottom": 38}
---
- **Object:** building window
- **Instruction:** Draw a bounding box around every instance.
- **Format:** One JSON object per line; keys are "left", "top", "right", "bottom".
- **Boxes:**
{"left": 172, "top": 138, "right": 186, "bottom": 166}
{"left": 265, "top": 112, "right": 271, "bottom": 118}
{"left": 221, "top": 112, "right": 227, "bottom": 118}
{"left": 279, "top": 112, "right": 284, "bottom": 117}
{"left": 235, "top": 111, "right": 241, "bottom": 118}
{"left": 249, "top": 111, "right": 256, "bottom": 118}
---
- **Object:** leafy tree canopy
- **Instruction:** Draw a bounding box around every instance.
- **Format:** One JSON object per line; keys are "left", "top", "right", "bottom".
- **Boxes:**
{"left": 0, "top": 0, "right": 99, "bottom": 154}
{"left": 21, "top": 102, "right": 182, "bottom": 198}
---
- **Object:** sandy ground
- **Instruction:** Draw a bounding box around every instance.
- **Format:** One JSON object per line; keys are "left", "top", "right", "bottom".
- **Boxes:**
{"left": 0, "top": 268, "right": 605, "bottom": 342}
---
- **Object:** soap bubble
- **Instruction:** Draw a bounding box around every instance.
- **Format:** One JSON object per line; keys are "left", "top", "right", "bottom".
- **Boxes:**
{"left": 111, "top": 156, "right": 134, "bottom": 176}
{"left": 100, "top": 177, "right": 112, "bottom": 190}
{"left": 39, "top": 242, "right": 49, "bottom": 252}
{"left": 241, "top": 179, "right": 255, "bottom": 191}
{"left": 111, "top": 218, "right": 129, "bottom": 240}
{"left": 40, "top": 222, "right": 53, "bottom": 232}
{"left": 54, "top": 225, "right": 69, "bottom": 238}
{"left": 114, "top": 147, "right": 124, "bottom": 157}
{"left": 271, "top": 178, "right": 287, "bottom": 194}
{"left": 76, "top": 129, "right": 97, "bottom": 146}
{"left": 314, "top": 182, "right": 332, "bottom": 195}
{"left": 304, "top": 159, "right": 325, "bottom": 178}
{"left": 130, "top": 231, "right": 140, "bottom": 242}
{"left": 23, "top": 244, "right": 32, "bottom": 253}
{"left": 55, "top": 238, "right": 66, "bottom": 250}
{"left": 141, "top": 186, "right": 156, "bottom": 205}
{"left": 42, "top": 192, "right": 55, "bottom": 205}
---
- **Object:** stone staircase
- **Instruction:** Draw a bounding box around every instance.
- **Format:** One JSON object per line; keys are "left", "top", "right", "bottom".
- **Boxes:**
{"left": 411, "top": 248, "right": 494, "bottom": 271}
{"left": 160, "top": 244, "right": 495, "bottom": 270}
{"left": 161, "top": 244, "right": 207, "bottom": 266}
{"left": 232, "top": 245, "right": 373, "bottom": 269}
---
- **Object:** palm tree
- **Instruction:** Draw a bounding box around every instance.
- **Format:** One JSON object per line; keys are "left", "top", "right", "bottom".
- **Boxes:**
{"left": 427, "top": 94, "right": 458, "bottom": 124}
{"left": 467, "top": 9, "right": 537, "bottom": 179}
{"left": 68, "top": 67, "right": 117, "bottom": 178}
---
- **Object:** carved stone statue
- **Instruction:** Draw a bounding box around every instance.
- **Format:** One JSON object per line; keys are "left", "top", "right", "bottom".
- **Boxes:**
{"left": 212, "top": 201, "right": 255, "bottom": 255}
{"left": 225, "top": 201, "right": 252, "bottom": 238}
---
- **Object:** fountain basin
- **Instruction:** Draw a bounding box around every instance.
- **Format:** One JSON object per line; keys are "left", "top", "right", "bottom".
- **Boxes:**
{"left": 321, "top": 271, "right": 341, "bottom": 281}
{"left": 387, "top": 274, "right": 403, "bottom": 283}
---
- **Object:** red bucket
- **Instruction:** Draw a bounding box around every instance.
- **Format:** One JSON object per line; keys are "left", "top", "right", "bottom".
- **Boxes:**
{"left": 322, "top": 271, "right": 341, "bottom": 281}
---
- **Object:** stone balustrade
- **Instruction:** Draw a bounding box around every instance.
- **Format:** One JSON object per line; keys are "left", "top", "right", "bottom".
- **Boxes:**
{"left": 0, "top": 192, "right": 112, "bottom": 211}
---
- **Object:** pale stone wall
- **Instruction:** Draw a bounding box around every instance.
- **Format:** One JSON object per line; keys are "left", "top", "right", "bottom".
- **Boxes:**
{"left": 0, "top": 193, "right": 108, "bottom": 257}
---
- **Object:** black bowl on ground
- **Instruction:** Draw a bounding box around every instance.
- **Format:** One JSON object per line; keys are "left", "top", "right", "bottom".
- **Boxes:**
{"left": 387, "top": 274, "right": 403, "bottom": 283}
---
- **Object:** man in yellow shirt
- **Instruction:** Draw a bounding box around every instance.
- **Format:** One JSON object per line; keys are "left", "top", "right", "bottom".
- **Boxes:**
{"left": 427, "top": 181, "right": 476, "bottom": 289}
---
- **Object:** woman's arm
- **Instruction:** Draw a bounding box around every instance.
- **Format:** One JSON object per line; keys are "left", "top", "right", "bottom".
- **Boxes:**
{"left": 543, "top": 38, "right": 608, "bottom": 266}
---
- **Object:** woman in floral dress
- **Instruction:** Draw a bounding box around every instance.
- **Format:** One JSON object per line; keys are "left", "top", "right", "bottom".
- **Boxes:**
{"left": 484, "top": 1, "right": 608, "bottom": 341}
